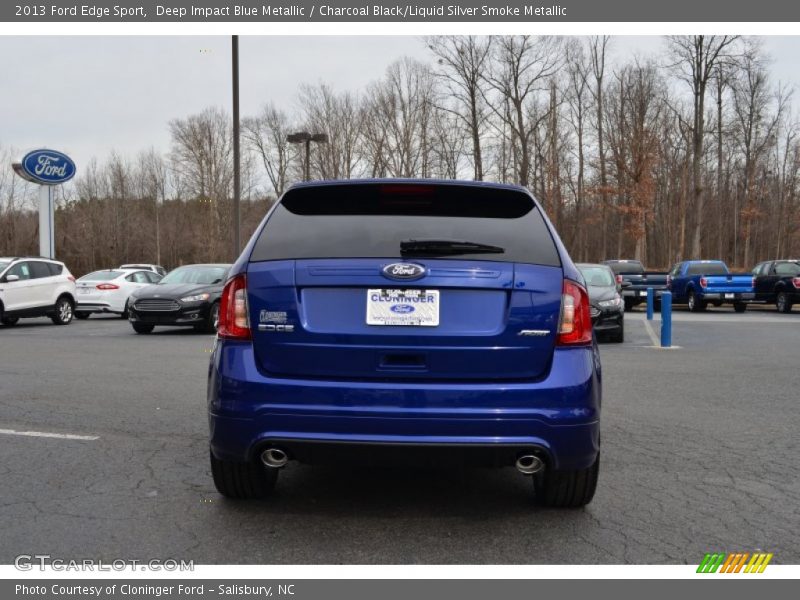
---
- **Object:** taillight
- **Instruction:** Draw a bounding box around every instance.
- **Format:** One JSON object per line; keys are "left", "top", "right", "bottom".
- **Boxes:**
{"left": 96, "top": 283, "right": 119, "bottom": 290}
{"left": 67, "top": 276, "right": 75, "bottom": 282}
{"left": 557, "top": 280, "right": 593, "bottom": 346}
{"left": 699, "top": 277, "right": 708, "bottom": 288}
{"left": 615, "top": 274, "right": 623, "bottom": 285}
{"left": 218, "top": 273, "right": 251, "bottom": 340}
{"left": 752, "top": 276, "right": 756, "bottom": 288}
{"left": 666, "top": 275, "right": 672, "bottom": 288}
{"left": 792, "top": 277, "right": 800, "bottom": 289}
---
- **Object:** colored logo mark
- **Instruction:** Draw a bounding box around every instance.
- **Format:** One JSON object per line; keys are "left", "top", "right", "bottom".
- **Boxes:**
{"left": 697, "top": 552, "right": 773, "bottom": 573}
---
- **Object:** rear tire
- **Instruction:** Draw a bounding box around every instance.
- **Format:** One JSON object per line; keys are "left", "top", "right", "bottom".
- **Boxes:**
{"left": 733, "top": 301, "right": 747, "bottom": 313}
{"left": 534, "top": 454, "right": 599, "bottom": 508}
{"left": 120, "top": 300, "right": 129, "bottom": 319}
{"left": 210, "top": 451, "right": 278, "bottom": 499}
{"left": 776, "top": 292, "right": 793, "bottom": 313}
{"left": 623, "top": 298, "right": 635, "bottom": 312}
{"left": 688, "top": 290, "right": 706, "bottom": 312}
{"left": 75, "top": 312, "right": 90, "bottom": 320}
{"left": 132, "top": 322, "right": 154, "bottom": 334}
{"left": 51, "top": 296, "right": 74, "bottom": 325}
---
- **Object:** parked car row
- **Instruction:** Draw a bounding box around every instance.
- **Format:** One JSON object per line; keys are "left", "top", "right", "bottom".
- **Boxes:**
{"left": 602, "top": 258, "right": 800, "bottom": 314}
{"left": 0, "top": 258, "right": 229, "bottom": 333}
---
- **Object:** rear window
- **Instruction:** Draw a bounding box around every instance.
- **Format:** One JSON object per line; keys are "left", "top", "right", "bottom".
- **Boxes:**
{"left": 579, "top": 266, "right": 615, "bottom": 287}
{"left": 80, "top": 270, "right": 122, "bottom": 281}
{"left": 775, "top": 261, "right": 800, "bottom": 276}
{"left": 605, "top": 261, "right": 644, "bottom": 275}
{"left": 250, "top": 183, "right": 561, "bottom": 266}
{"left": 686, "top": 262, "right": 729, "bottom": 276}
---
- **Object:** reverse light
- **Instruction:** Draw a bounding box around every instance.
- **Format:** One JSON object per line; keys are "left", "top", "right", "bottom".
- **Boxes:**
{"left": 218, "top": 274, "right": 251, "bottom": 340}
{"left": 557, "top": 280, "right": 593, "bottom": 346}
{"left": 96, "top": 283, "right": 119, "bottom": 290}
{"left": 181, "top": 293, "right": 211, "bottom": 303}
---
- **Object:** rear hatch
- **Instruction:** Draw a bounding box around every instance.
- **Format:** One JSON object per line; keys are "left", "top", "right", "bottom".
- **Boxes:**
{"left": 245, "top": 182, "right": 564, "bottom": 382}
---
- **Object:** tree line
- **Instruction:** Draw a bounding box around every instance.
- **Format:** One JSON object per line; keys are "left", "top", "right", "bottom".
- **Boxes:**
{"left": 1, "top": 35, "right": 798, "bottom": 276}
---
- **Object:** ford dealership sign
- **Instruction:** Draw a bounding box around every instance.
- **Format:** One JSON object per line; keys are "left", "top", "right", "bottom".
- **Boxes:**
{"left": 21, "top": 149, "right": 76, "bottom": 185}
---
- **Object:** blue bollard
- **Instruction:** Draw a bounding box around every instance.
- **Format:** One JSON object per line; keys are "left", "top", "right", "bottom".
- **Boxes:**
{"left": 661, "top": 291, "right": 672, "bottom": 348}
{"left": 646, "top": 287, "right": 654, "bottom": 320}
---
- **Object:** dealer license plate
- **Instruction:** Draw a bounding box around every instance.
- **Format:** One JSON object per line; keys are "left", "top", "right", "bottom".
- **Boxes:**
{"left": 366, "top": 289, "right": 440, "bottom": 326}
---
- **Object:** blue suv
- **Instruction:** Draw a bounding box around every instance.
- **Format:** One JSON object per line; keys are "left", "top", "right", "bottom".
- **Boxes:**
{"left": 208, "top": 180, "right": 601, "bottom": 507}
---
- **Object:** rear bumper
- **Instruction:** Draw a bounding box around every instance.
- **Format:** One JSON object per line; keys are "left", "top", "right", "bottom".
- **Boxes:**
{"left": 207, "top": 342, "right": 601, "bottom": 471}
{"left": 76, "top": 302, "right": 121, "bottom": 314}
{"left": 700, "top": 292, "right": 755, "bottom": 301}
{"left": 622, "top": 287, "right": 665, "bottom": 298}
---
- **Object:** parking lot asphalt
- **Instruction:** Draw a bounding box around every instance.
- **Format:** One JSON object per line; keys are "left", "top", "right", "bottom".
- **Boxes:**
{"left": 1, "top": 307, "right": 798, "bottom": 564}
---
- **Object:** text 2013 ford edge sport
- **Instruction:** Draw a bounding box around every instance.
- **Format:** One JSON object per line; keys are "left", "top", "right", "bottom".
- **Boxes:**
{"left": 208, "top": 180, "right": 601, "bottom": 507}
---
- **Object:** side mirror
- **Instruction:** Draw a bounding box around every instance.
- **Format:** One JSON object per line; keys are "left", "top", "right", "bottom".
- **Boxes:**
{"left": 5, "top": 274, "right": 19, "bottom": 282}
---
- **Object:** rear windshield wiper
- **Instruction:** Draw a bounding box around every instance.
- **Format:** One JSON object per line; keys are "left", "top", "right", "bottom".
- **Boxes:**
{"left": 400, "top": 239, "right": 505, "bottom": 256}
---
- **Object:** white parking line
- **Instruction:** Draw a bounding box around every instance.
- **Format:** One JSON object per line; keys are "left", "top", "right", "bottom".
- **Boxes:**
{"left": 640, "top": 318, "right": 660, "bottom": 347}
{"left": 0, "top": 428, "right": 99, "bottom": 441}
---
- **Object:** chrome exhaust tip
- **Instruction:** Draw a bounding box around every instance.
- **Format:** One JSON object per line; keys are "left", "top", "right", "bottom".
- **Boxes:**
{"left": 260, "top": 447, "right": 289, "bottom": 468}
{"left": 515, "top": 454, "right": 544, "bottom": 475}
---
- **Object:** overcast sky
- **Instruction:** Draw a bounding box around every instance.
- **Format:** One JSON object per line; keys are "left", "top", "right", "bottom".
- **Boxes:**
{"left": 2, "top": 35, "right": 799, "bottom": 171}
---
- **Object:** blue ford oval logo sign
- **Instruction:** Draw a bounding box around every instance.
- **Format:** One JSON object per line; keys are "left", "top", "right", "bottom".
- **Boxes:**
{"left": 382, "top": 263, "right": 426, "bottom": 281}
{"left": 21, "top": 149, "right": 76, "bottom": 185}
{"left": 390, "top": 304, "right": 415, "bottom": 314}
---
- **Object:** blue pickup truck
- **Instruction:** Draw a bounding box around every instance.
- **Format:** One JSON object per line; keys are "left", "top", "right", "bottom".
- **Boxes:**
{"left": 667, "top": 260, "right": 755, "bottom": 312}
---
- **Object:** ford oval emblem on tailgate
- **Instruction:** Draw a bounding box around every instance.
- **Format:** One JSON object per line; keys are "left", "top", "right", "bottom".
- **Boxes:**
{"left": 382, "top": 263, "right": 426, "bottom": 281}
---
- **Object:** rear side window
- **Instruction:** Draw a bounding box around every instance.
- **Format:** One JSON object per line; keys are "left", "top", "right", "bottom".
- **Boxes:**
{"left": 250, "top": 183, "right": 561, "bottom": 266}
{"left": 605, "top": 261, "right": 644, "bottom": 275}
{"left": 686, "top": 263, "right": 728, "bottom": 276}
{"left": 775, "top": 262, "right": 800, "bottom": 276}
{"left": 47, "top": 263, "right": 63, "bottom": 276}
{"left": 29, "top": 262, "right": 53, "bottom": 279}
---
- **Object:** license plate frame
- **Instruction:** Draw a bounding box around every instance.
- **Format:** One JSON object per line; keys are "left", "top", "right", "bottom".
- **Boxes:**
{"left": 366, "top": 289, "right": 440, "bottom": 327}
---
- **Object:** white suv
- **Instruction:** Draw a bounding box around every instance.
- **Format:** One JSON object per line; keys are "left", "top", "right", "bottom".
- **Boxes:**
{"left": 0, "top": 257, "right": 77, "bottom": 326}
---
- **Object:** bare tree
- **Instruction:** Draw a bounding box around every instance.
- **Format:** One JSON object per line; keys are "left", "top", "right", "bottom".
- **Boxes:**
{"left": 299, "top": 84, "right": 363, "bottom": 180}
{"left": 362, "top": 58, "right": 436, "bottom": 178}
{"left": 483, "top": 36, "right": 563, "bottom": 188}
{"left": 243, "top": 103, "right": 293, "bottom": 197}
{"left": 667, "top": 35, "right": 739, "bottom": 259}
{"left": 426, "top": 35, "right": 492, "bottom": 180}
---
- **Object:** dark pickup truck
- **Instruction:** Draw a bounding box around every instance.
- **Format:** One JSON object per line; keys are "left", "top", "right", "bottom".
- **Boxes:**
{"left": 752, "top": 259, "right": 800, "bottom": 313}
{"left": 602, "top": 260, "right": 668, "bottom": 310}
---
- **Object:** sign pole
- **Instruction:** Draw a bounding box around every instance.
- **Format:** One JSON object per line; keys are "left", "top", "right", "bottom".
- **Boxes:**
{"left": 38, "top": 185, "right": 55, "bottom": 258}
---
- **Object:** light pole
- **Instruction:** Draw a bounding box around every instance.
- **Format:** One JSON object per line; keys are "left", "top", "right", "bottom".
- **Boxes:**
{"left": 232, "top": 34, "right": 241, "bottom": 260}
{"left": 287, "top": 132, "right": 328, "bottom": 181}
